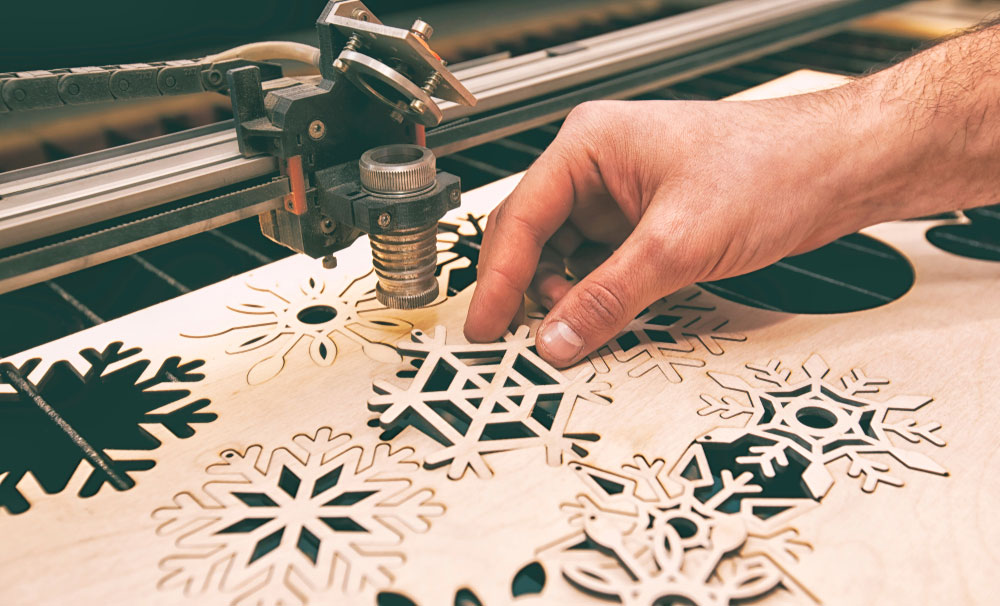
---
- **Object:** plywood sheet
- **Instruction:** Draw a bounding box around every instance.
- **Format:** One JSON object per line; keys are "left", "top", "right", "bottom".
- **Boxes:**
{"left": 0, "top": 70, "right": 997, "bottom": 606}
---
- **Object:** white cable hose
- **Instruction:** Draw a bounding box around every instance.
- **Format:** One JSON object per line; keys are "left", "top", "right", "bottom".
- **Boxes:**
{"left": 204, "top": 41, "right": 321, "bottom": 68}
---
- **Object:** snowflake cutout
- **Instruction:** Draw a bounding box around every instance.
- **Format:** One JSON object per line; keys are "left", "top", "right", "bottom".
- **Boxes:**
{"left": 183, "top": 269, "right": 410, "bottom": 385}
{"left": 369, "top": 326, "right": 610, "bottom": 480}
{"left": 699, "top": 354, "right": 948, "bottom": 497}
{"left": 0, "top": 343, "right": 214, "bottom": 514}
{"left": 590, "top": 288, "right": 746, "bottom": 384}
{"left": 436, "top": 213, "right": 485, "bottom": 298}
{"left": 536, "top": 445, "right": 816, "bottom": 606}
{"left": 154, "top": 427, "right": 443, "bottom": 605}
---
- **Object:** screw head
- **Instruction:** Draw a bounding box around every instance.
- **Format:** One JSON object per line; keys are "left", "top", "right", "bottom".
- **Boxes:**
{"left": 207, "top": 70, "right": 223, "bottom": 85}
{"left": 409, "top": 99, "right": 427, "bottom": 114}
{"left": 67, "top": 83, "right": 80, "bottom": 95}
{"left": 164, "top": 75, "right": 176, "bottom": 88}
{"left": 308, "top": 119, "right": 327, "bottom": 140}
{"left": 410, "top": 19, "right": 434, "bottom": 40}
{"left": 449, "top": 189, "right": 460, "bottom": 201}
{"left": 378, "top": 212, "right": 392, "bottom": 228}
{"left": 320, "top": 217, "right": 335, "bottom": 234}
{"left": 351, "top": 8, "right": 371, "bottom": 21}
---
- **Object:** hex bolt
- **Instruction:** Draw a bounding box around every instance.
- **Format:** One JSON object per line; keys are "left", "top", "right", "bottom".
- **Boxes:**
{"left": 322, "top": 255, "right": 338, "bottom": 269}
{"left": 308, "top": 120, "right": 327, "bottom": 140}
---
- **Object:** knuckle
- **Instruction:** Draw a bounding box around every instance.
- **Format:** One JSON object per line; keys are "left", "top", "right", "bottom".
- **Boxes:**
{"left": 573, "top": 280, "right": 629, "bottom": 327}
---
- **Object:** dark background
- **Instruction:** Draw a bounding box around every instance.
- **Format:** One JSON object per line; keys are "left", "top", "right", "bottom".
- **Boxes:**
{"left": 1, "top": 0, "right": 462, "bottom": 72}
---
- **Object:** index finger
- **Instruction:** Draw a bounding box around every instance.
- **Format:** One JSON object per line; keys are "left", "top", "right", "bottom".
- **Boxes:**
{"left": 464, "top": 145, "right": 579, "bottom": 342}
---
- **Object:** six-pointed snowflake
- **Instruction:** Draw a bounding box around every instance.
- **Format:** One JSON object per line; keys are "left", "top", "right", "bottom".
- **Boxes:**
{"left": 699, "top": 354, "right": 947, "bottom": 497}
{"left": 0, "top": 342, "right": 214, "bottom": 514}
{"left": 535, "top": 444, "right": 816, "bottom": 606}
{"left": 155, "top": 427, "right": 443, "bottom": 605}
{"left": 589, "top": 288, "right": 746, "bottom": 384}
{"left": 183, "top": 269, "right": 410, "bottom": 384}
{"left": 370, "top": 326, "right": 610, "bottom": 480}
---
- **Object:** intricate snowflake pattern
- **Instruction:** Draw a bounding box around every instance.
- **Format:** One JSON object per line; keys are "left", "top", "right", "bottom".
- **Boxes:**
{"left": 436, "top": 213, "right": 485, "bottom": 298}
{"left": 370, "top": 326, "right": 610, "bottom": 480}
{"left": 154, "top": 427, "right": 443, "bottom": 605}
{"left": 699, "top": 355, "right": 948, "bottom": 497}
{"left": 183, "top": 270, "right": 410, "bottom": 384}
{"left": 589, "top": 288, "right": 746, "bottom": 384}
{"left": 537, "top": 445, "right": 816, "bottom": 606}
{"left": 0, "top": 343, "right": 213, "bottom": 514}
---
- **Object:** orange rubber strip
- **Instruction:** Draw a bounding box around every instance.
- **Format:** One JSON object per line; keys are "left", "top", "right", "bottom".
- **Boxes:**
{"left": 283, "top": 155, "right": 308, "bottom": 215}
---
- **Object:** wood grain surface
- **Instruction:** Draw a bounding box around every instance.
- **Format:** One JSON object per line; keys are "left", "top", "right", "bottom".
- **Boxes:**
{"left": 0, "top": 70, "right": 997, "bottom": 606}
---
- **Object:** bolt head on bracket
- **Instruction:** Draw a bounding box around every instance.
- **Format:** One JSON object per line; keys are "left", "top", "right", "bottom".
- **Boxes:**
{"left": 320, "top": 0, "right": 476, "bottom": 127}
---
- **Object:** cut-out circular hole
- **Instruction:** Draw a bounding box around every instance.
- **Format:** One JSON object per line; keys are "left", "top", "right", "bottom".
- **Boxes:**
{"left": 666, "top": 516, "right": 698, "bottom": 539}
{"left": 926, "top": 224, "right": 1000, "bottom": 262}
{"left": 700, "top": 233, "right": 914, "bottom": 314}
{"left": 795, "top": 406, "right": 837, "bottom": 429}
{"left": 296, "top": 305, "right": 337, "bottom": 324}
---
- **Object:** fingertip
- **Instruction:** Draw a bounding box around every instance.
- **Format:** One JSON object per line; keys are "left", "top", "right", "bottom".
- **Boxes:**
{"left": 536, "top": 319, "right": 586, "bottom": 368}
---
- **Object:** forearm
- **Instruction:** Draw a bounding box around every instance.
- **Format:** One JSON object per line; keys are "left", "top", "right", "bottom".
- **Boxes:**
{"left": 843, "top": 24, "right": 1000, "bottom": 225}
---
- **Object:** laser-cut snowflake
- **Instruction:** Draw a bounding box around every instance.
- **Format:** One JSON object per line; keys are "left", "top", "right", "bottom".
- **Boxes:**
{"left": 589, "top": 288, "right": 746, "bottom": 384}
{"left": 436, "top": 213, "right": 485, "bottom": 298}
{"left": 536, "top": 444, "right": 817, "bottom": 606}
{"left": 183, "top": 269, "right": 410, "bottom": 385}
{"left": 699, "top": 354, "right": 948, "bottom": 498}
{"left": 0, "top": 343, "right": 214, "bottom": 514}
{"left": 369, "top": 326, "right": 610, "bottom": 480}
{"left": 154, "top": 427, "right": 443, "bottom": 605}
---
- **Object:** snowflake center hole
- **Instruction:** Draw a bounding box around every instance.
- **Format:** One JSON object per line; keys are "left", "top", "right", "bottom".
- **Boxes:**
{"left": 795, "top": 406, "right": 837, "bottom": 429}
{"left": 666, "top": 516, "right": 698, "bottom": 539}
{"left": 297, "top": 305, "right": 337, "bottom": 325}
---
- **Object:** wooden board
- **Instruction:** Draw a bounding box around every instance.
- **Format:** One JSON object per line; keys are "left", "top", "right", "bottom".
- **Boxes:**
{"left": 1, "top": 70, "right": 997, "bottom": 606}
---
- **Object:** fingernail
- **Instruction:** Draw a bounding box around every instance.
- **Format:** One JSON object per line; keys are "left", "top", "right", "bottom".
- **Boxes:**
{"left": 539, "top": 321, "right": 584, "bottom": 364}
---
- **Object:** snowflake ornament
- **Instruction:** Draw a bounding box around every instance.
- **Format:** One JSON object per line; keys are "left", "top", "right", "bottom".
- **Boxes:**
{"left": 699, "top": 354, "right": 947, "bottom": 498}
{"left": 436, "top": 213, "right": 486, "bottom": 298}
{"left": 183, "top": 269, "right": 410, "bottom": 384}
{"left": 370, "top": 326, "right": 611, "bottom": 480}
{"left": 0, "top": 343, "right": 214, "bottom": 514}
{"left": 537, "top": 445, "right": 815, "bottom": 606}
{"left": 590, "top": 288, "right": 746, "bottom": 384}
{"left": 154, "top": 427, "right": 443, "bottom": 605}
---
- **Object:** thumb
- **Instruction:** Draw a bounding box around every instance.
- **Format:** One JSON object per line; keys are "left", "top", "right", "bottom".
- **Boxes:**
{"left": 535, "top": 224, "right": 675, "bottom": 368}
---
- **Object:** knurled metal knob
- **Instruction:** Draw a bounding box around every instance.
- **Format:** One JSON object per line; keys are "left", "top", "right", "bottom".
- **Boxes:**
{"left": 359, "top": 144, "right": 436, "bottom": 196}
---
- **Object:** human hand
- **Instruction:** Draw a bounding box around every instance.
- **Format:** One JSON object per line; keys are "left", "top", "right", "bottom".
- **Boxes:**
{"left": 463, "top": 93, "right": 887, "bottom": 367}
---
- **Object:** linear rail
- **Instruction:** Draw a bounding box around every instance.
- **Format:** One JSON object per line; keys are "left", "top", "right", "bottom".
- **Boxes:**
{"left": 0, "top": 0, "right": 903, "bottom": 293}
